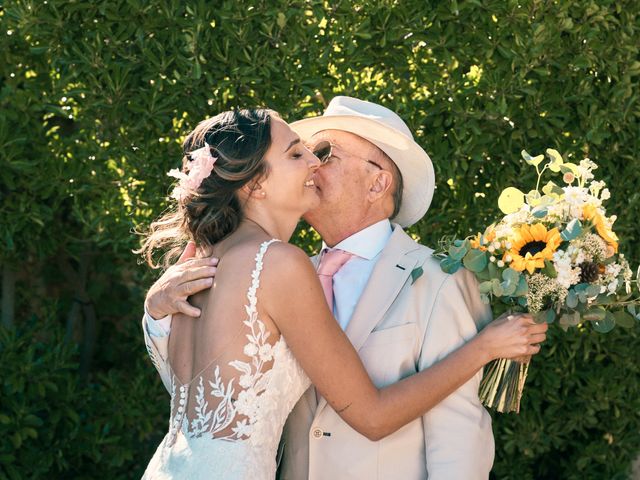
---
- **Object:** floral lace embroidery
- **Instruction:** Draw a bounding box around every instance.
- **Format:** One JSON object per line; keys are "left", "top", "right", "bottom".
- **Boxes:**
{"left": 165, "top": 239, "right": 282, "bottom": 447}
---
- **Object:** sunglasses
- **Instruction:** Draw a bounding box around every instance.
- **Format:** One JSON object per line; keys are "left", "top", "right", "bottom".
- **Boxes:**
{"left": 312, "top": 140, "right": 383, "bottom": 169}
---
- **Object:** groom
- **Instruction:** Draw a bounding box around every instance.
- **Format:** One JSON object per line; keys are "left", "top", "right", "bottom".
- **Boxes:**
{"left": 143, "top": 96, "right": 494, "bottom": 479}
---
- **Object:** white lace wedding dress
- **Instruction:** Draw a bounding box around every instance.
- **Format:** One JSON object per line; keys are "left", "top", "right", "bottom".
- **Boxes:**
{"left": 143, "top": 240, "right": 311, "bottom": 479}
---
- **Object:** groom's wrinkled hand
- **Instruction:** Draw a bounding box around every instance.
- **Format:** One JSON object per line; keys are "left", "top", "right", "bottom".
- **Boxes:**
{"left": 145, "top": 242, "right": 219, "bottom": 319}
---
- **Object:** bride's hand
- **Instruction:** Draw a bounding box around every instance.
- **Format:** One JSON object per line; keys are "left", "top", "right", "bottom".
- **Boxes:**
{"left": 476, "top": 313, "right": 548, "bottom": 362}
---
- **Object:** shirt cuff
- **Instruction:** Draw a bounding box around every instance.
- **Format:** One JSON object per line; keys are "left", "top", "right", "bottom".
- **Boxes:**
{"left": 144, "top": 307, "right": 172, "bottom": 337}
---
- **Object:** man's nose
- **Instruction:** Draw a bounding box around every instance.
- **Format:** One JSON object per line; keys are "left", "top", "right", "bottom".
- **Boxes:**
{"left": 308, "top": 152, "right": 322, "bottom": 170}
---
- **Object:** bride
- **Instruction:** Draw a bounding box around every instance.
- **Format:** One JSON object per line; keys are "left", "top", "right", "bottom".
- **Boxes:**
{"left": 139, "top": 108, "right": 546, "bottom": 479}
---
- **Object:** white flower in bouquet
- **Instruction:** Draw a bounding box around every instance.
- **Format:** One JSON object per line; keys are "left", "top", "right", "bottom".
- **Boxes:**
{"left": 563, "top": 186, "right": 591, "bottom": 218}
{"left": 577, "top": 158, "right": 597, "bottom": 182}
{"left": 552, "top": 249, "right": 581, "bottom": 290}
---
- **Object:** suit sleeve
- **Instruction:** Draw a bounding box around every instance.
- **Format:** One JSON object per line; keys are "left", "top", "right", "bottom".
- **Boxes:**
{"left": 418, "top": 268, "right": 494, "bottom": 480}
{"left": 141, "top": 315, "right": 172, "bottom": 393}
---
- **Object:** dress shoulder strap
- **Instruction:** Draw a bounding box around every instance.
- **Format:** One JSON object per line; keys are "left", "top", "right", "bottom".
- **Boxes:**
{"left": 245, "top": 239, "right": 280, "bottom": 314}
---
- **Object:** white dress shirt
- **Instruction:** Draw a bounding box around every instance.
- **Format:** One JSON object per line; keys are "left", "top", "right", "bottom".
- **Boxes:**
{"left": 144, "top": 308, "right": 172, "bottom": 337}
{"left": 322, "top": 219, "right": 393, "bottom": 330}
{"left": 145, "top": 219, "right": 393, "bottom": 336}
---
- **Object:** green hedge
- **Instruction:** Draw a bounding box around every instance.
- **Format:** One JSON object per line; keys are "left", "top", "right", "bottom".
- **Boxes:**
{"left": 1, "top": 0, "right": 638, "bottom": 478}
{"left": 0, "top": 319, "right": 167, "bottom": 479}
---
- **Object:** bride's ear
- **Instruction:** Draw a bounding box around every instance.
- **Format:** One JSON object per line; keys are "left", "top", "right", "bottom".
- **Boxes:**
{"left": 240, "top": 181, "right": 267, "bottom": 200}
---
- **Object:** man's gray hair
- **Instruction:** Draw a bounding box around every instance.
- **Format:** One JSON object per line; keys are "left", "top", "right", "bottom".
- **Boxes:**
{"left": 378, "top": 149, "right": 403, "bottom": 220}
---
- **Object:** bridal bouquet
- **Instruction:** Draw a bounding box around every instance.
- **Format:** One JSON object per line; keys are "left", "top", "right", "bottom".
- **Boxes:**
{"left": 435, "top": 149, "right": 640, "bottom": 413}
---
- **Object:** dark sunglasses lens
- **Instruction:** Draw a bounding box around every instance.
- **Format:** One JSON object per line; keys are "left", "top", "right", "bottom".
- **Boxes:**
{"left": 313, "top": 141, "right": 332, "bottom": 163}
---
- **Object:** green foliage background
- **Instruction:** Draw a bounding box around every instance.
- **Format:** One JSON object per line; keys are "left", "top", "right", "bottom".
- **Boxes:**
{"left": 1, "top": 0, "right": 639, "bottom": 478}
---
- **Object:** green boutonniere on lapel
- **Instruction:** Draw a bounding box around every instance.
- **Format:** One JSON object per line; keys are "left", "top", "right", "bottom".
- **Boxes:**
{"left": 410, "top": 266, "right": 424, "bottom": 285}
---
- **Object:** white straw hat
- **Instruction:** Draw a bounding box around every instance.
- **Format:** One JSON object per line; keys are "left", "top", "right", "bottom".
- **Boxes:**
{"left": 290, "top": 96, "right": 434, "bottom": 227}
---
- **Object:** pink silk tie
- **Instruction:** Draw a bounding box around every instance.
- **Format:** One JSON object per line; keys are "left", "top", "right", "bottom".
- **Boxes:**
{"left": 317, "top": 248, "right": 354, "bottom": 310}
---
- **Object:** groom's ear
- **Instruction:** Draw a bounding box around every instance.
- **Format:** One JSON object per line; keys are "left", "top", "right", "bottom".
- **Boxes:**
{"left": 368, "top": 170, "right": 393, "bottom": 200}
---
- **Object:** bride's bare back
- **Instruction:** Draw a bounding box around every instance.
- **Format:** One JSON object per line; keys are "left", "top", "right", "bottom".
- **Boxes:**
{"left": 166, "top": 238, "right": 295, "bottom": 441}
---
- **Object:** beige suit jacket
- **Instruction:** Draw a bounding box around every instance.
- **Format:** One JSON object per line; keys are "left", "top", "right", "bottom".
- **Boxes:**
{"left": 277, "top": 225, "right": 494, "bottom": 480}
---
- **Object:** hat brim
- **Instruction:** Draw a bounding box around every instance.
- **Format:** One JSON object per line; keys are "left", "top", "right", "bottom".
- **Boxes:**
{"left": 290, "top": 115, "right": 434, "bottom": 227}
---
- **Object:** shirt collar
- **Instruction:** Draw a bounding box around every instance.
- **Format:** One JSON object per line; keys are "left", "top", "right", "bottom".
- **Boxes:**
{"left": 322, "top": 219, "right": 393, "bottom": 260}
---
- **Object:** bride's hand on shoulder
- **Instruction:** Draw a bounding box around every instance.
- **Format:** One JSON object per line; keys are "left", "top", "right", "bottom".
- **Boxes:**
{"left": 476, "top": 313, "right": 548, "bottom": 363}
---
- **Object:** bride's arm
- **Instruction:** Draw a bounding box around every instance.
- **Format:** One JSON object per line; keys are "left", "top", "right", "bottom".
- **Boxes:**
{"left": 262, "top": 243, "right": 546, "bottom": 441}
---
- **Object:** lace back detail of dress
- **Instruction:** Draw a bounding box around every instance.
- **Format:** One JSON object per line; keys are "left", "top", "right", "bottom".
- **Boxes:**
{"left": 165, "top": 239, "right": 281, "bottom": 447}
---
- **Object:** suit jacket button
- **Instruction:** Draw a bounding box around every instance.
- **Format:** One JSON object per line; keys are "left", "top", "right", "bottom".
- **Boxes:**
{"left": 312, "top": 428, "right": 323, "bottom": 439}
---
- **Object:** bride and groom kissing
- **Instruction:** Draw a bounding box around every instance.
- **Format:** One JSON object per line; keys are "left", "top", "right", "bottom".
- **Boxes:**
{"left": 139, "top": 96, "right": 546, "bottom": 479}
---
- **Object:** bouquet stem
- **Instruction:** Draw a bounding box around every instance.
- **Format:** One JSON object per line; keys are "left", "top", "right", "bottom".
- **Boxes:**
{"left": 479, "top": 357, "right": 531, "bottom": 413}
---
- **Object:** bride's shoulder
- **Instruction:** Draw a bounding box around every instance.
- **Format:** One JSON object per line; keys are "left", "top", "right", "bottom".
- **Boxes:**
{"left": 263, "top": 241, "right": 311, "bottom": 266}
{"left": 259, "top": 242, "right": 315, "bottom": 282}
{"left": 220, "top": 239, "right": 309, "bottom": 271}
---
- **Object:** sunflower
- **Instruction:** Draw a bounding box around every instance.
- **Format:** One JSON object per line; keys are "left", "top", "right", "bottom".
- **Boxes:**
{"left": 582, "top": 204, "right": 618, "bottom": 253}
{"left": 506, "top": 223, "right": 562, "bottom": 274}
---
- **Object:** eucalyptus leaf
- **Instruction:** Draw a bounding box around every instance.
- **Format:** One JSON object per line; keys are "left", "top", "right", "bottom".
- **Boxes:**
{"left": 525, "top": 189, "right": 542, "bottom": 207}
{"left": 542, "top": 259, "right": 557, "bottom": 278}
{"left": 502, "top": 267, "right": 520, "bottom": 284}
{"left": 560, "top": 218, "right": 583, "bottom": 241}
{"left": 546, "top": 148, "right": 564, "bottom": 172}
{"left": 586, "top": 284, "right": 602, "bottom": 298}
{"left": 491, "top": 279, "right": 504, "bottom": 297}
{"left": 487, "top": 261, "right": 499, "bottom": 279}
{"left": 593, "top": 311, "right": 616, "bottom": 333}
{"left": 542, "top": 181, "right": 564, "bottom": 197}
{"left": 501, "top": 281, "right": 517, "bottom": 297}
{"left": 514, "top": 276, "right": 529, "bottom": 296}
{"left": 613, "top": 310, "right": 635, "bottom": 328}
{"left": 534, "top": 309, "right": 556, "bottom": 324}
{"left": 479, "top": 281, "right": 493, "bottom": 294}
{"left": 583, "top": 306, "right": 607, "bottom": 322}
{"left": 521, "top": 149, "right": 545, "bottom": 166}
{"left": 463, "top": 249, "right": 489, "bottom": 273}
{"left": 440, "top": 256, "right": 462, "bottom": 274}
{"left": 500, "top": 268, "right": 520, "bottom": 296}
{"left": 449, "top": 241, "right": 469, "bottom": 261}
{"left": 498, "top": 187, "right": 525, "bottom": 214}
{"left": 595, "top": 293, "right": 614, "bottom": 305}
{"left": 559, "top": 311, "right": 581, "bottom": 330}
{"left": 566, "top": 290, "right": 579, "bottom": 308}
{"left": 475, "top": 268, "right": 492, "bottom": 282}
{"left": 532, "top": 207, "right": 548, "bottom": 218}
{"left": 560, "top": 162, "right": 580, "bottom": 176}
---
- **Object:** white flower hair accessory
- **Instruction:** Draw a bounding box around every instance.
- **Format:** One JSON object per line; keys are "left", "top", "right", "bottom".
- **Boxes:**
{"left": 167, "top": 143, "right": 217, "bottom": 201}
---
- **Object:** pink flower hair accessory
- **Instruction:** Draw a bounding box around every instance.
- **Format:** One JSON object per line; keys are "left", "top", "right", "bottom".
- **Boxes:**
{"left": 167, "top": 143, "right": 217, "bottom": 201}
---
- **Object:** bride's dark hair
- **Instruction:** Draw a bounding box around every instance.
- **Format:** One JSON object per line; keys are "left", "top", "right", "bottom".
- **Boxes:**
{"left": 138, "top": 109, "right": 273, "bottom": 268}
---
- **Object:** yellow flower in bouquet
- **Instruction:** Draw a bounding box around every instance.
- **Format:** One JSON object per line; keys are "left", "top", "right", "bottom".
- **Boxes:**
{"left": 507, "top": 224, "right": 562, "bottom": 274}
{"left": 470, "top": 226, "right": 496, "bottom": 251}
{"left": 582, "top": 204, "right": 618, "bottom": 253}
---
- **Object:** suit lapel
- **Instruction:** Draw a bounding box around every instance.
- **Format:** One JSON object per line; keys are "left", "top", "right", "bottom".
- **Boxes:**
{"left": 344, "top": 251, "right": 416, "bottom": 351}
{"left": 314, "top": 226, "right": 424, "bottom": 416}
